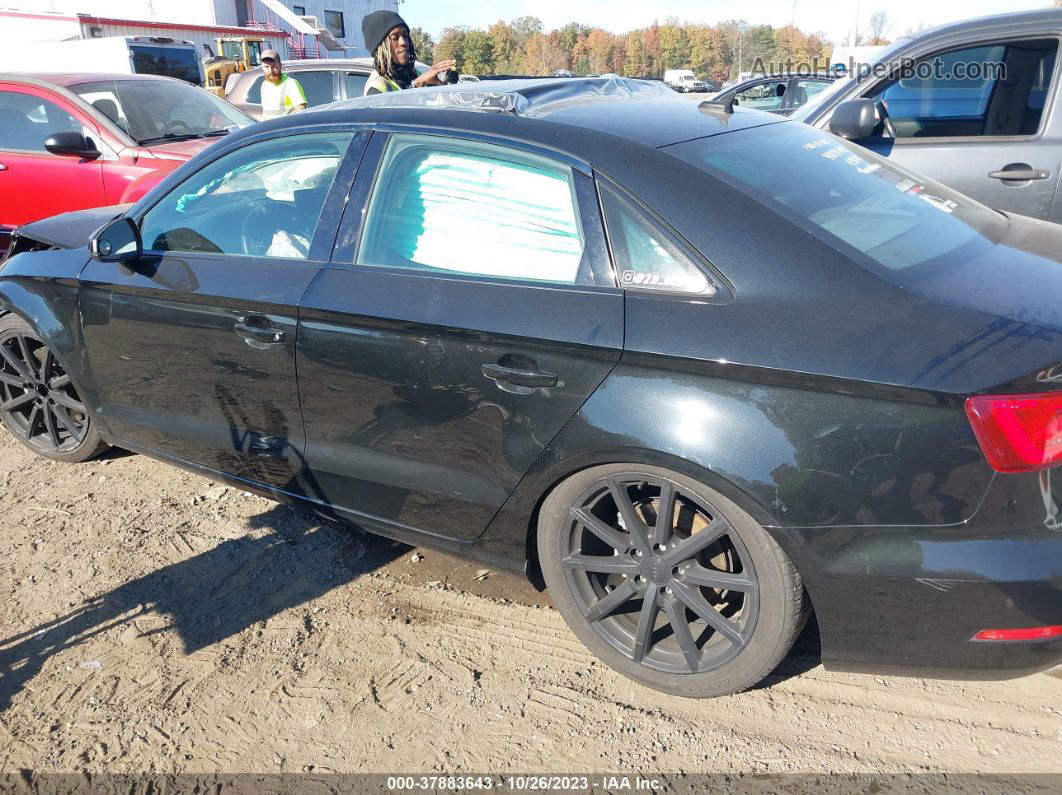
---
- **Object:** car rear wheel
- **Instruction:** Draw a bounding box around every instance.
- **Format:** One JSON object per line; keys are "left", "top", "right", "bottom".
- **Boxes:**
{"left": 0, "top": 315, "right": 106, "bottom": 463}
{"left": 538, "top": 464, "right": 807, "bottom": 697}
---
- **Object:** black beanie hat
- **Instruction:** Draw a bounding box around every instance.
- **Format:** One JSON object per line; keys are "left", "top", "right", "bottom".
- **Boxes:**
{"left": 362, "top": 10, "right": 408, "bottom": 55}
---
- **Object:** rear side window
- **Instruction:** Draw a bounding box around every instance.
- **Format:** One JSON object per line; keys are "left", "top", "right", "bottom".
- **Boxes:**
{"left": 599, "top": 187, "right": 714, "bottom": 295}
{"left": 665, "top": 122, "right": 1007, "bottom": 273}
{"left": 868, "top": 39, "right": 1058, "bottom": 137}
{"left": 355, "top": 134, "right": 586, "bottom": 285}
{"left": 344, "top": 71, "right": 368, "bottom": 98}
{"left": 0, "top": 91, "right": 85, "bottom": 152}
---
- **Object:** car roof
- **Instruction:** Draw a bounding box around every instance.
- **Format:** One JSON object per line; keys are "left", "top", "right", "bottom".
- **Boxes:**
{"left": 913, "top": 7, "right": 1061, "bottom": 40}
{"left": 278, "top": 58, "right": 375, "bottom": 69}
{"left": 0, "top": 72, "right": 187, "bottom": 87}
{"left": 302, "top": 77, "right": 784, "bottom": 149}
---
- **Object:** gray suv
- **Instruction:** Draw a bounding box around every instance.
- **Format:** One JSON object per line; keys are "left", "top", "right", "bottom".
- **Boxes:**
{"left": 225, "top": 57, "right": 375, "bottom": 120}
{"left": 793, "top": 9, "right": 1062, "bottom": 222}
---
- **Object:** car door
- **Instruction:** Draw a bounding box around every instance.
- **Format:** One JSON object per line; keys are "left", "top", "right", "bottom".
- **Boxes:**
{"left": 0, "top": 85, "right": 106, "bottom": 230}
{"left": 78, "top": 129, "right": 366, "bottom": 490}
{"left": 858, "top": 38, "right": 1061, "bottom": 220}
{"left": 296, "top": 130, "right": 623, "bottom": 540}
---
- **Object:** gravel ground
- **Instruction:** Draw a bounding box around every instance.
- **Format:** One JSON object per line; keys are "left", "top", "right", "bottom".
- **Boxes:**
{"left": 1, "top": 431, "right": 1060, "bottom": 776}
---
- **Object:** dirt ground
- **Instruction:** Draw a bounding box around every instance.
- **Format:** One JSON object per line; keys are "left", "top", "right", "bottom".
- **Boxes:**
{"left": 1, "top": 431, "right": 1060, "bottom": 777}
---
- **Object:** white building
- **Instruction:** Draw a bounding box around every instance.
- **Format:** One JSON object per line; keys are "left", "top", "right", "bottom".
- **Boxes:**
{"left": 0, "top": 0, "right": 399, "bottom": 60}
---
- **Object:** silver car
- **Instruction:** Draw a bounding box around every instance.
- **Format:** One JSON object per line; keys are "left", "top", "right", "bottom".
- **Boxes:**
{"left": 225, "top": 57, "right": 375, "bottom": 120}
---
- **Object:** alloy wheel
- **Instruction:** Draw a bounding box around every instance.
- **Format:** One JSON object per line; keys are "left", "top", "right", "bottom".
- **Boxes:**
{"left": 0, "top": 330, "right": 90, "bottom": 454}
{"left": 560, "top": 473, "right": 759, "bottom": 675}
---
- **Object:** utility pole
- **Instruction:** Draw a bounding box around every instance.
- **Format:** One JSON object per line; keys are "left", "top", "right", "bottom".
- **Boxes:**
{"left": 791, "top": 0, "right": 797, "bottom": 28}
{"left": 854, "top": 0, "right": 861, "bottom": 45}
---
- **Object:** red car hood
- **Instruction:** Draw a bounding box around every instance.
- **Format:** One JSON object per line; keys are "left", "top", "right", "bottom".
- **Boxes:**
{"left": 141, "top": 136, "right": 226, "bottom": 161}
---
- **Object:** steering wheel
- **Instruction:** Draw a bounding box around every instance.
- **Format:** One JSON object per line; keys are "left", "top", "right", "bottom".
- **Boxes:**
{"left": 159, "top": 119, "right": 194, "bottom": 137}
{"left": 240, "top": 198, "right": 314, "bottom": 257}
{"left": 874, "top": 101, "right": 897, "bottom": 138}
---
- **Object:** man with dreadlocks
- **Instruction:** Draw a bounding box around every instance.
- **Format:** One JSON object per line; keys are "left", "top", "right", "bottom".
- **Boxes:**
{"left": 360, "top": 10, "right": 456, "bottom": 95}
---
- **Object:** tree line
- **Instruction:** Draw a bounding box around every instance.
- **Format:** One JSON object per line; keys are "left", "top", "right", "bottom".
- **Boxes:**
{"left": 408, "top": 17, "right": 845, "bottom": 80}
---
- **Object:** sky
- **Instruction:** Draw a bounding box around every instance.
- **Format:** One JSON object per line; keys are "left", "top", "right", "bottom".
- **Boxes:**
{"left": 402, "top": 0, "right": 1052, "bottom": 47}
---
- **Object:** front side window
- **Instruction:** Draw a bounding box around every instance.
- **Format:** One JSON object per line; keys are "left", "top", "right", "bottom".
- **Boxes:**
{"left": 72, "top": 80, "right": 251, "bottom": 144}
{"left": 600, "top": 187, "right": 714, "bottom": 295}
{"left": 356, "top": 134, "right": 586, "bottom": 285}
{"left": 0, "top": 91, "right": 85, "bottom": 153}
{"left": 665, "top": 122, "right": 1007, "bottom": 273}
{"left": 324, "top": 10, "right": 345, "bottom": 39}
{"left": 867, "top": 39, "right": 1058, "bottom": 137}
{"left": 734, "top": 80, "right": 788, "bottom": 111}
{"left": 139, "top": 132, "right": 354, "bottom": 259}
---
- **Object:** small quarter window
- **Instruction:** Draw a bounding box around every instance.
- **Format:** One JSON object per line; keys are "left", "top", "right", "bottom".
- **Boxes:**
{"left": 356, "top": 134, "right": 586, "bottom": 286}
{"left": 599, "top": 187, "right": 714, "bottom": 295}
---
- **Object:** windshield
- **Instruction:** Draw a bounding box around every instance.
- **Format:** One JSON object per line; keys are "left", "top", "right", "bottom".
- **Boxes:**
{"left": 664, "top": 121, "right": 1007, "bottom": 274}
{"left": 72, "top": 79, "right": 254, "bottom": 144}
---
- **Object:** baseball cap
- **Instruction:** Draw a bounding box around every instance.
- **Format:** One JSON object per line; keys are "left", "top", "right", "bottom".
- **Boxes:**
{"left": 261, "top": 49, "right": 281, "bottom": 63}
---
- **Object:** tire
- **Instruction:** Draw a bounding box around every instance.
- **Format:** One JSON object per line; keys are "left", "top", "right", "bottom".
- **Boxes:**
{"left": 0, "top": 314, "right": 106, "bottom": 463}
{"left": 538, "top": 463, "right": 806, "bottom": 698}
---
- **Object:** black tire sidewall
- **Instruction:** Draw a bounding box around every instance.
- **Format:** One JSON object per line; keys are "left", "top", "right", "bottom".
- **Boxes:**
{"left": 0, "top": 314, "right": 104, "bottom": 463}
{"left": 538, "top": 463, "right": 803, "bottom": 698}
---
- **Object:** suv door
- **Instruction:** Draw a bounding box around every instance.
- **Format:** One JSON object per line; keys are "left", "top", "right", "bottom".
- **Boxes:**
{"left": 78, "top": 130, "right": 365, "bottom": 490}
{"left": 856, "top": 38, "right": 1061, "bottom": 219}
{"left": 296, "top": 131, "right": 622, "bottom": 540}
{"left": 0, "top": 85, "right": 106, "bottom": 231}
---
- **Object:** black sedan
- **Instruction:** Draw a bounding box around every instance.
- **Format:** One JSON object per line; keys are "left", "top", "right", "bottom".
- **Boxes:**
{"left": 1, "top": 78, "right": 1060, "bottom": 698}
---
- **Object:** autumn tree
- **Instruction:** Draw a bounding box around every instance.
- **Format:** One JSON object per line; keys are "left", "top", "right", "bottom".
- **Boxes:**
{"left": 461, "top": 29, "right": 494, "bottom": 74}
{"left": 487, "top": 20, "right": 519, "bottom": 72}
{"left": 868, "top": 10, "right": 891, "bottom": 45}
{"left": 409, "top": 26, "right": 434, "bottom": 64}
{"left": 434, "top": 26, "right": 467, "bottom": 67}
{"left": 584, "top": 28, "right": 614, "bottom": 74}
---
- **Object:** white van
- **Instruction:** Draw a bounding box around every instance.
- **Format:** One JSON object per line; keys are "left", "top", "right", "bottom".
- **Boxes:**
{"left": 0, "top": 36, "right": 204, "bottom": 85}
{"left": 663, "top": 69, "right": 707, "bottom": 93}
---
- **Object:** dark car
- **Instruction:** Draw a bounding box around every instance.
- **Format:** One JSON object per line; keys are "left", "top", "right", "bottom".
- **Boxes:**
{"left": 792, "top": 9, "right": 1062, "bottom": 223}
{"left": 2, "top": 78, "right": 1060, "bottom": 698}
{"left": 0, "top": 72, "right": 253, "bottom": 249}
{"left": 709, "top": 73, "right": 836, "bottom": 114}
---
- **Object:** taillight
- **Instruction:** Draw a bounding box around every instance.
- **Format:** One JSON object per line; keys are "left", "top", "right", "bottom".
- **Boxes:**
{"left": 965, "top": 392, "right": 1062, "bottom": 473}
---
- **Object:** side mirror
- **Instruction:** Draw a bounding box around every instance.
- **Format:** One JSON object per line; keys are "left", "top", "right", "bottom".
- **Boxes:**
{"left": 90, "top": 217, "right": 142, "bottom": 262}
{"left": 829, "top": 99, "right": 878, "bottom": 140}
{"left": 44, "top": 131, "right": 102, "bottom": 160}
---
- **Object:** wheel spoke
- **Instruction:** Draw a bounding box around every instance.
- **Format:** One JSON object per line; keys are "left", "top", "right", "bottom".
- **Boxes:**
{"left": 17, "top": 335, "right": 36, "bottom": 379}
{"left": 24, "top": 405, "right": 40, "bottom": 440}
{"left": 0, "top": 370, "right": 23, "bottom": 387}
{"left": 0, "top": 344, "right": 31, "bottom": 382}
{"left": 662, "top": 518, "right": 730, "bottom": 567}
{"left": 607, "top": 477, "right": 651, "bottom": 554}
{"left": 584, "top": 579, "right": 637, "bottom": 622}
{"left": 653, "top": 481, "right": 677, "bottom": 547}
{"left": 682, "top": 563, "right": 756, "bottom": 592}
{"left": 51, "top": 406, "right": 83, "bottom": 442}
{"left": 562, "top": 553, "right": 640, "bottom": 575}
{"left": 571, "top": 507, "right": 629, "bottom": 552}
{"left": 37, "top": 348, "right": 51, "bottom": 382}
{"left": 50, "top": 391, "right": 85, "bottom": 414}
{"left": 42, "top": 404, "right": 61, "bottom": 448}
{"left": 632, "top": 587, "right": 659, "bottom": 663}
{"left": 49, "top": 373, "right": 71, "bottom": 390}
{"left": 672, "top": 581, "right": 744, "bottom": 646}
{"left": 663, "top": 596, "right": 701, "bottom": 672}
{"left": 1, "top": 391, "right": 35, "bottom": 412}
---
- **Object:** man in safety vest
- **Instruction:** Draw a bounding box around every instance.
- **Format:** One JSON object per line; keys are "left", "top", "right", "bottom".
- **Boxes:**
{"left": 259, "top": 49, "right": 308, "bottom": 119}
{"left": 360, "top": 11, "right": 456, "bottom": 95}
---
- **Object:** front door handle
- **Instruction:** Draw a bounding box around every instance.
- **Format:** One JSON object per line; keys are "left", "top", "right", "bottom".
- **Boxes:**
{"left": 0, "top": 162, "right": 8, "bottom": 172}
{"left": 482, "top": 362, "right": 558, "bottom": 389}
{"left": 988, "top": 167, "right": 1050, "bottom": 181}
{"left": 234, "top": 318, "right": 285, "bottom": 344}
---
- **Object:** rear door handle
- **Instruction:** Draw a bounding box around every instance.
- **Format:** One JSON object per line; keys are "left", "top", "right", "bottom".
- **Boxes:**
{"left": 988, "top": 168, "right": 1050, "bottom": 181}
{"left": 481, "top": 362, "right": 558, "bottom": 389}
{"left": 234, "top": 318, "right": 285, "bottom": 344}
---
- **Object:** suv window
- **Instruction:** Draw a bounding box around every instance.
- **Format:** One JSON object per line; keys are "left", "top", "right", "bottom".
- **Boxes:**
{"left": 248, "top": 70, "right": 335, "bottom": 107}
{"left": 734, "top": 80, "right": 788, "bottom": 111}
{"left": 868, "top": 39, "right": 1059, "bottom": 137}
{"left": 356, "top": 134, "right": 586, "bottom": 285}
{"left": 599, "top": 187, "right": 713, "bottom": 295}
{"left": 0, "top": 91, "right": 85, "bottom": 153}
{"left": 139, "top": 131, "right": 354, "bottom": 259}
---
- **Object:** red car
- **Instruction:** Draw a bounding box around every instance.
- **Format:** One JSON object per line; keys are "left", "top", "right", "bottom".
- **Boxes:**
{"left": 0, "top": 72, "right": 254, "bottom": 248}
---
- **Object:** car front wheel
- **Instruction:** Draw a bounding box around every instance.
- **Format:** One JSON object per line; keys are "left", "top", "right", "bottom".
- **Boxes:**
{"left": 0, "top": 314, "right": 106, "bottom": 463}
{"left": 538, "top": 464, "right": 807, "bottom": 697}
